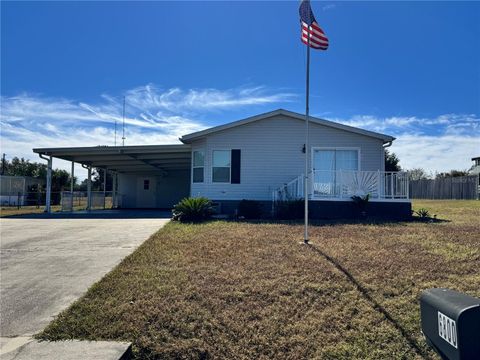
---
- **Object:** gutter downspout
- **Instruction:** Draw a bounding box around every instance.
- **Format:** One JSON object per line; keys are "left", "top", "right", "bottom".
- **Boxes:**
{"left": 39, "top": 153, "right": 52, "bottom": 213}
{"left": 382, "top": 141, "right": 393, "bottom": 171}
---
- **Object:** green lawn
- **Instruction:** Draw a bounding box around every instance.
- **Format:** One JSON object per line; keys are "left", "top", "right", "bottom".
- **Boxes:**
{"left": 38, "top": 200, "right": 479, "bottom": 359}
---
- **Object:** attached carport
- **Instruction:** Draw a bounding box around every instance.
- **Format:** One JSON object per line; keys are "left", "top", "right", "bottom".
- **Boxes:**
{"left": 33, "top": 145, "right": 192, "bottom": 212}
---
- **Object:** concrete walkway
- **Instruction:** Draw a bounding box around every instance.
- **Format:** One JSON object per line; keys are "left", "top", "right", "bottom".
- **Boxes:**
{"left": 0, "top": 210, "right": 169, "bottom": 357}
{"left": 1, "top": 339, "right": 132, "bottom": 360}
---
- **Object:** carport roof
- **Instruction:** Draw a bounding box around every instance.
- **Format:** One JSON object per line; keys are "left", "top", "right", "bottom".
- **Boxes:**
{"left": 33, "top": 144, "right": 191, "bottom": 173}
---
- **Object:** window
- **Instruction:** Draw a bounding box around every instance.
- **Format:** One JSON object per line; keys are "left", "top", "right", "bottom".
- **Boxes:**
{"left": 334, "top": 150, "right": 358, "bottom": 171}
{"left": 143, "top": 179, "right": 150, "bottom": 190}
{"left": 212, "top": 150, "right": 231, "bottom": 183}
{"left": 192, "top": 150, "right": 204, "bottom": 183}
{"left": 313, "top": 149, "right": 359, "bottom": 171}
{"left": 312, "top": 149, "right": 359, "bottom": 197}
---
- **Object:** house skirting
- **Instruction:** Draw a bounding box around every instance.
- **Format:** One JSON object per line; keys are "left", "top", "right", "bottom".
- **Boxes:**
{"left": 214, "top": 200, "right": 412, "bottom": 220}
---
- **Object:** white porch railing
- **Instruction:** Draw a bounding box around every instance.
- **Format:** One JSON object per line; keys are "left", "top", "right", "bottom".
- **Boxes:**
{"left": 273, "top": 170, "right": 409, "bottom": 201}
{"left": 272, "top": 174, "right": 304, "bottom": 202}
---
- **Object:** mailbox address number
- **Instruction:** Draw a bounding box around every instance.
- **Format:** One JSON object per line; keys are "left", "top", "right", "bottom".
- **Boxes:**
{"left": 438, "top": 311, "right": 457, "bottom": 348}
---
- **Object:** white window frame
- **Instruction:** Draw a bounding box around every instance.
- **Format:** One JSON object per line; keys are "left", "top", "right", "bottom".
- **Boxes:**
{"left": 192, "top": 150, "right": 205, "bottom": 183}
{"left": 311, "top": 147, "right": 361, "bottom": 172}
{"left": 212, "top": 149, "right": 231, "bottom": 184}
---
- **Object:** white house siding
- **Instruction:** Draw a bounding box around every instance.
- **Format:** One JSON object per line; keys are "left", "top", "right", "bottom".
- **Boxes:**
{"left": 190, "top": 114, "right": 385, "bottom": 201}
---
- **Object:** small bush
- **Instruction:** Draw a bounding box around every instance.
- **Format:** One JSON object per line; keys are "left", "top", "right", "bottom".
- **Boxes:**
{"left": 172, "top": 197, "right": 213, "bottom": 222}
{"left": 351, "top": 194, "right": 370, "bottom": 216}
{"left": 415, "top": 208, "right": 430, "bottom": 219}
{"left": 274, "top": 200, "right": 304, "bottom": 220}
{"left": 238, "top": 200, "right": 263, "bottom": 219}
{"left": 351, "top": 194, "right": 370, "bottom": 207}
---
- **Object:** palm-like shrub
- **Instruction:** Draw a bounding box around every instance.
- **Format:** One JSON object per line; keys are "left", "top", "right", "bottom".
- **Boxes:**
{"left": 415, "top": 208, "right": 430, "bottom": 219}
{"left": 172, "top": 197, "right": 214, "bottom": 222}
{"left": 351, "top": 194, "right": 370, "bottom": 217}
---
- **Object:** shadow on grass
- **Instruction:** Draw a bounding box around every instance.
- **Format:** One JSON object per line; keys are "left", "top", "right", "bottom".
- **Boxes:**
{"left": 307, "top": 244, "right": 431, "bottom": 359}
{"left": 232, "top": 216, "right": 449, "bottom": 227}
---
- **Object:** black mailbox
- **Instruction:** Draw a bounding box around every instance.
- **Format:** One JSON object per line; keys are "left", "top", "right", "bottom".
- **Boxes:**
{"left": 420, "top": 288, "right": 480, "bottom": 360}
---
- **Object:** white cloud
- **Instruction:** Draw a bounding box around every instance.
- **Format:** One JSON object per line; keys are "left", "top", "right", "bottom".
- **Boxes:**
{"left": 123, "top": 84, "right": 296, "bottom": 113}
{"left": 391, "top": 134, "right": 479, "bottom": 173}
{"left": 332, "top": 114, "right": 480, "bottom": 173}
{"left": 1, "top": 85, "right": 478, "bottom": 179}
{"left": 0, "top": 85, "right": 295, "bottom": 179}
{"left": 322, "top": 4, "right": 336, "bottom": 11}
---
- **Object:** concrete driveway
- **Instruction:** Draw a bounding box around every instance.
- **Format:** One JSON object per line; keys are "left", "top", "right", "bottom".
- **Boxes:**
{"left": 0, "top": 210, "right": 169, "bottom": 351}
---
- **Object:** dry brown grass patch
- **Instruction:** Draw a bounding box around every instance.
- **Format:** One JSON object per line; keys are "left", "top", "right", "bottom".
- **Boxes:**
{"left": 38, "top": 200, "right": 479, "bottom": 359}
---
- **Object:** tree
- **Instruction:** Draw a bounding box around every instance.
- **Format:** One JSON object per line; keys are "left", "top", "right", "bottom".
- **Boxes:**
{"left": 407, "top": 168, "right": 430, "bottom": 180}
{"left": 1, "top": 156, "right": 76, "bottom": 191}
{"left": 3, "top": 157, "right": 46, "bottom": 177}
{"left": 385, "top": 149, "right": 401, "bottom": 171}
{"left": 77, "top": 168, "right": 113, "bottom": 191}
{"left": 51, "top": 169, "right": 71, "bottom": 191}
{"left": 435, "top": 170, "right": 469, "bottom": 179}
{"left": 92, "top": 168, "right": 113, "bottom": 191}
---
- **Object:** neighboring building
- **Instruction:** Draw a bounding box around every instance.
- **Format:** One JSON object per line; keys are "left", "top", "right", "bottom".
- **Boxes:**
{"left": 0, "top": 175, "right": 44, "bottom": 206}
{"left": 469, "top": 156, "right": 480, "bottom": 175}
{"left": 33, "top": 109, "right": 411, "bottom": 218}
{"left": 470, "top": 157, "right": 480, "bottom": 200}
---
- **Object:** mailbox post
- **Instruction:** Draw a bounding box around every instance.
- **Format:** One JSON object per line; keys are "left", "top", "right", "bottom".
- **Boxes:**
{"left": 420, "top": 288, "right": 480, "bottom": 360}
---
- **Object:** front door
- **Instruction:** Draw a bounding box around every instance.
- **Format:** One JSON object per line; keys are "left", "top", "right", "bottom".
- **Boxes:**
{"left": 136, "top": 177, "right": 156, "bottom": 208}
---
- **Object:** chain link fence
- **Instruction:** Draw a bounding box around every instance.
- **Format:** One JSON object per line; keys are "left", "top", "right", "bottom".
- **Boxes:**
{"left": 60, "top": 191, "right": 123, "bottom": 211}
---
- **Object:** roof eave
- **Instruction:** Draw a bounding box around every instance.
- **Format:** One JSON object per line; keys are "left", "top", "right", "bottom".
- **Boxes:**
{"left": 181, "top": 109, "right": 395, "bottom": 143}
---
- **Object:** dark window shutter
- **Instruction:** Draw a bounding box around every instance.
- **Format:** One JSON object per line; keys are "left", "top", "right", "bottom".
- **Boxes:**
{"left": 231, "top": 149, "right": 241, "bottom": 184}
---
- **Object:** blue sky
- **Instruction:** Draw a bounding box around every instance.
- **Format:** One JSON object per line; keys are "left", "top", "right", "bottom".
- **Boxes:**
{"left": 1, "top": 1, "right": 479, "bottom": 178}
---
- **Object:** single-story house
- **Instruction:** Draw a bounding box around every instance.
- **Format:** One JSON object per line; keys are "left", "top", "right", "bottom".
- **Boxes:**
{"left": 33, "top": 109, "right": 411, "bottom": 218}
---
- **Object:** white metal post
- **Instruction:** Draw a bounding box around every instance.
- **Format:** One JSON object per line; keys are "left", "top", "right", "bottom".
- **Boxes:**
{"left": 391, "top": 173, "right": 394, "bottom": 199}
{"left": 377, "top": 170, "right": 381, "bottom": 199}
{"left": 103, "top": 168, "right": 107, "bottom": 209}
{"left": 46, "top": 156, "right": 52, "bottom": 213}
{"left": 112, "top": 172, "right": 117, "bottom": 209}
{"left": 406, "top": 174, "right": 410, "bottom": 199}
{"left": 70, "top": 161, "right": 74, "bottom": 193}
{"left": 304, "top": 32, "right": 311, "bottom": 244}
{"left": 87, "top": 166, "right": 92, "bottom": 210}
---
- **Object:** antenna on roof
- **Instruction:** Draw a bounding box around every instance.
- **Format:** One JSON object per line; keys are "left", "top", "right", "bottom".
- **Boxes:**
{"left": 114, "top": 110, "right": 117, "bottom": 146}
{"left": 122, "top": 96, "right": 126, "bottom": 147}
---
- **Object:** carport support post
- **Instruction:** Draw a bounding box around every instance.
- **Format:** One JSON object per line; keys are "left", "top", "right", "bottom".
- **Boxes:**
{"left": 70, "top": 161, "right": 74, "bottom": 193}
{"left": 87, "top": 166, "right": 92, "bottom": 210}
{"left": 103, "top": 168, "right": 107, "bottom": 209}
{"left": 112, "top": 172, "right": 117, "bottom": 209}
{"left": 45, "top": 156, "right": 52, "bottom": 213}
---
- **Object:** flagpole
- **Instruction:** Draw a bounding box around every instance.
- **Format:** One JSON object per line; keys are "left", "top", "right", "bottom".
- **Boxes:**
{"left": 304, "top": 33, "right": 310, "bottom": 244}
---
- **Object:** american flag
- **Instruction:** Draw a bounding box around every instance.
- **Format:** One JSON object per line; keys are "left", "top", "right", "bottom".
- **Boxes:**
{"left": 299, "top": 0, "right": 328, "bottom": 50}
